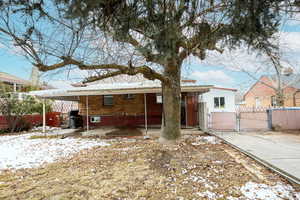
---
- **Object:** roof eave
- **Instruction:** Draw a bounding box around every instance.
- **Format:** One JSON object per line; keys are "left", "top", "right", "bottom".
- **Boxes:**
{"left": 31, "top": 85, "right": 213, "bottom": 100}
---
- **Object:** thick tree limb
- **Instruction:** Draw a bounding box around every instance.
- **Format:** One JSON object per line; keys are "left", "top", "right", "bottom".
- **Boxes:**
{"left": 35, "top": 57, "right": 166, "bottom": 82}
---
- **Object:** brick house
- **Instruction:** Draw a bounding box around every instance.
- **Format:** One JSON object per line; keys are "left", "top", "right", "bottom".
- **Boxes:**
{"left": 244, "top": 75, "right": 300, "bottom": 107}
{"left": 30, "top": 80, "right": 212, "bottom": 129}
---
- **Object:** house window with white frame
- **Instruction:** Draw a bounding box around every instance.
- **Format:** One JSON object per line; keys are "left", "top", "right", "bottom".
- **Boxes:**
{"left": 214, "top": 97, "right": 225, "bottom": 108}
{"left": 103, "top": 95, "right": 114, "bottom": 106}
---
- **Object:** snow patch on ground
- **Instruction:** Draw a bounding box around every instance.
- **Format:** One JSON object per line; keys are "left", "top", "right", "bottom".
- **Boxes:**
{"left": 192, "top": 136, "right": 221, "bottom": 145}
{"left": 0, "top": 131, "right": 110, "bottom": 171}
{"left": 240, "top": 181, "right": 300, "bottom": 200}
{"left": 32, "top": 126, "right": 61, "bottom": 132}
{"left": 32, "top": 126, "right": 77, "bottom": 136}
{"left": 194, "top": 181, "right": 300, "bottom": 200}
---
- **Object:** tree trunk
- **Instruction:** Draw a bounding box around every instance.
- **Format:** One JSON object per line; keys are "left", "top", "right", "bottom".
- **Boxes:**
{"left": 160, "top": 63, "right": 181, "bottom": 142}
{"left": 276, "top": 90, "right": 284, "bottom": 107}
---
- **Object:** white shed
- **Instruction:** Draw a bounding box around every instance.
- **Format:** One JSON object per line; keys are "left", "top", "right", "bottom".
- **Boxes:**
{"left": 199, "top": 87, "right": 237, "bottom": 113}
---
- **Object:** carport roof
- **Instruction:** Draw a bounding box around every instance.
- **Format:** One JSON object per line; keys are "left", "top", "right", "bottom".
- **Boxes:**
{"left": 29, "top": 81, "right": 212, "bottom": 101}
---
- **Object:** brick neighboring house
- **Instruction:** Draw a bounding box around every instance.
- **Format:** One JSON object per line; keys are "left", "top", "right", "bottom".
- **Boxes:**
{"left": 244, "top": 74, "right": 300, "bottom": 107}
{"left": 0, "top": 71, "right": 31, "bottom": 92}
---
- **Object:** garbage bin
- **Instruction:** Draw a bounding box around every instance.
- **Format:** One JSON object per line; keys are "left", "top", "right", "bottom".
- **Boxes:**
{"left": 68, "top": 110, "right": 83, "bottom": 128}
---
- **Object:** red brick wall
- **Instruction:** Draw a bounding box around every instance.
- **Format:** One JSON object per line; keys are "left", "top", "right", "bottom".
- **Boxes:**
{"left": 84, "top": 93, "right": 163, "bottom": 128}
{"left": 82, "top": 93, "right": 200, "bottom": 128}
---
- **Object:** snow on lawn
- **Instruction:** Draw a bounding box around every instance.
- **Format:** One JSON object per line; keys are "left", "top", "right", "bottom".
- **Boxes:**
{"left": 31, "top": 126, "right": 61, "bottom": 132}
{"left": 0, "top": 131, "right": 110, "bottom": 171}
{"left": 195, "top": 181, "right": 300, "bottom": 200}
{"left": 239, "top": 181, "right": 300, "bottom": 200}
{"left": 191, "top": 136, "right": 221, "bottom": 145}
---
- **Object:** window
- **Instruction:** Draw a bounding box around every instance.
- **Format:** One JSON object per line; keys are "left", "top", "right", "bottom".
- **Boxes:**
{"left": 103, "top": 95, "right": 114, "bottom": 106}
{"left": 255, "top": 97, "right": 261, "bottom": 108}
{"left": 124, "top": 94, "right": 134, "bottom": 99}
{"left": 214, "top": 97, "right": 225, "bottom": 108}
{"left": 271, "top": 96, "right": 277, "bottom": 107}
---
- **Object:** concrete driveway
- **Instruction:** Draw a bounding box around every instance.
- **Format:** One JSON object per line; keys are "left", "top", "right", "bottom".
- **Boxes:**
{"left": 213, "top": 131, "right": 300, "bottom": 184}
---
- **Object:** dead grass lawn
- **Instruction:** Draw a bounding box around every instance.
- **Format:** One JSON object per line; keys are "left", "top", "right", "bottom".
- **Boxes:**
{"left": 0, "top": 134, "right": 296, "bottom": 200}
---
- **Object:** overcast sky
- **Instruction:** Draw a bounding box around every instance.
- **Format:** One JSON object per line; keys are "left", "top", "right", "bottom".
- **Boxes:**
{"left": 1, "top": 15, "right": 300, "bottom": 92}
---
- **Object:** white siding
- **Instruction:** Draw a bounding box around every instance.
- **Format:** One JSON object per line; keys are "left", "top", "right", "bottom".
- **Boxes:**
{"left": 199, "top": 88, "right": 236, "bottom": 113}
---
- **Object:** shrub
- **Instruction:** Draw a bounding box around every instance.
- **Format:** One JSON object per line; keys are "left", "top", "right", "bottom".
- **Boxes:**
{"left": 0, "top": 93, "right": 52, "bottom": 133}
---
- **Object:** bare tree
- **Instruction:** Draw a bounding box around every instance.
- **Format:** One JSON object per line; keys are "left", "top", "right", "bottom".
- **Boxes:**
{"left": 203, "top": 35, "right": 300, "bottom": 107}
{"left": 0, "top": 0, "right": 294, "bottom": 141}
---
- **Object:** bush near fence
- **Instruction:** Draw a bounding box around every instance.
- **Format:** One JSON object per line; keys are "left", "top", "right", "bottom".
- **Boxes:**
{"left": 0, "top": 114, "right": 43, "bottom": 130}
{"left": 0, "top": 112, "right": 63, "bottom": 131}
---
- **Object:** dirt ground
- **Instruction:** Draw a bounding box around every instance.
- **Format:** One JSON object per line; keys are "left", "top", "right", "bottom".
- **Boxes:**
{"left": 0, "top": 132, "right": 298, "bottom": 200}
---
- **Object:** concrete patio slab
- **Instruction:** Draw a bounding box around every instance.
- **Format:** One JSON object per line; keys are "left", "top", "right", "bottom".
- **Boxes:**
{"left": 213, "top": 131, "right": 300, "bottom": 184}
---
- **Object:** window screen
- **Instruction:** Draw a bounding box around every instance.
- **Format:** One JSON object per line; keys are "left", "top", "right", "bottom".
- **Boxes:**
{"left": 103, "top": 95, "right": 113, "bottom": 106}
{"left": 214, "top": 97, "right": 219, "bottom": 108}
{"left": 214, "top": 97, "right": 225, "bottom": 108}
{"left": 220, "top": 97, "right": 225, "bottom": 108}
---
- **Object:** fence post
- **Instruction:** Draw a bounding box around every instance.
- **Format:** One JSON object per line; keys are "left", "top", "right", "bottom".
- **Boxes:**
{"left": 267, "top": 109, "right": 272, "bottom": 130}
{"left": 236, "top": 112, "right": 241, "bottom": 132}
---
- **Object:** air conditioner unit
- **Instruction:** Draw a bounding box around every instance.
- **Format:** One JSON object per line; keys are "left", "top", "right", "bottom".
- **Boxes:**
{"left": 90, "top": 116, "right": 101, "bottom": 123}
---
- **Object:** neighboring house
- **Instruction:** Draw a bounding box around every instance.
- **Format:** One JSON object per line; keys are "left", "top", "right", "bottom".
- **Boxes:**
{"left": 199, "top": 87, "right": 237, "bottom": 113}
{"left": 244, "top": 74, "right": 300, "bottom": 107}
{"left": 0, "top": 71, "right": 31, "bottom": 92}
{"left": 30, "top": 80, "right": 212, "bottom": 128}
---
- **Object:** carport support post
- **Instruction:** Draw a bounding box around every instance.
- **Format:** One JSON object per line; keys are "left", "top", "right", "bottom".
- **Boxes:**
{"left": 86, "top": 96, "right": 89, "bottom": 131}
{"left": 42, "top": 99, "right": 46, "bottom": 134}
{"left": 185, "top": 95, "right": 188, "bottom": 128}
{"left": 144, "top": 93, "right": 148, "bottom": 134}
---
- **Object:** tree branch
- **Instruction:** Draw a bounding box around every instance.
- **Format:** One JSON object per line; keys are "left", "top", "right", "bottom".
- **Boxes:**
{"left": 178, "top": 24, "right": 224, "bottom": 61}
{"left": 35, "top": 57, "right": 166, "bottom": 82}
{"left": 113, "top": 33, "right": 164, "bottom": 65}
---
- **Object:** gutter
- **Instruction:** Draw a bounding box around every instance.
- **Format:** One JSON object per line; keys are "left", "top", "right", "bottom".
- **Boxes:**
{"left": 206, "top": 130, "right": 300, "bottom": 186}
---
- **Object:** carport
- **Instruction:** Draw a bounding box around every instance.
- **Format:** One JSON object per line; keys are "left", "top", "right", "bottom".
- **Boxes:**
{"left": 29, "top": 81, "right": 211, "bottom": 133}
